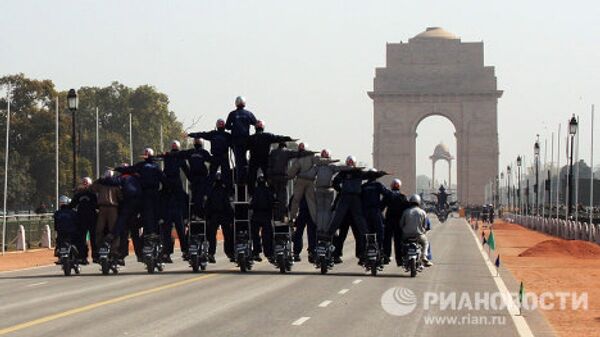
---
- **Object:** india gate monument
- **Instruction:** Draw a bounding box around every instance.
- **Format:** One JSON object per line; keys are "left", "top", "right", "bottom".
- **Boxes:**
{"left": 368, "top": 27, "right": 502, "bottom": 205}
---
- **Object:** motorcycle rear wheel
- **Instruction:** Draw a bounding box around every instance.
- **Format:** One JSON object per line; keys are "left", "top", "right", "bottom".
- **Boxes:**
{"left": 101, "top": 259, "right": 110, "bottom": 275}
{"left": 410, "top": 259, "right": 417, "bottom": 277}
{"left": 62, "top": 259, "right": 72, "bottom": 276}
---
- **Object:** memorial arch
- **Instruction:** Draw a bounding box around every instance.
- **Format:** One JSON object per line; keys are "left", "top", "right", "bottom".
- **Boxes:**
{"left": 368, "top": 27, "right": 502, "bottom": 204}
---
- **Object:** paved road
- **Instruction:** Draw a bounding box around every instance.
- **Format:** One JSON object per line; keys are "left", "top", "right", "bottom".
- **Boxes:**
{"left": 0, "top": 218, "right": 555, "bottom": 337}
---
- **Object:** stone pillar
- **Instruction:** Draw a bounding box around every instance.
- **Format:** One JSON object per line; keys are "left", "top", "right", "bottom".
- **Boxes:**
{"left": 431, "top": 160, "right": 436, "bottom": 189}
{"left": 448, "top": 160, "right": 452, "bottom": 189}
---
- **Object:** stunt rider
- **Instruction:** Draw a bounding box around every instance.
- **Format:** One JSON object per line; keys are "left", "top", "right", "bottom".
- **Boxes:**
{"left": 188, "top": 119, "right": 233, "bottom": 192}
{"left": 399, "top": 194, "right": 433, "bottom": 267}
{"left": 225, "top": 96, "right": 257, "bottom": 185}
{"left": 381, "top": 179, "right": 409, "bottom": 265}
{"left": 247, "top": 120, "right": 294, "bottom": 195}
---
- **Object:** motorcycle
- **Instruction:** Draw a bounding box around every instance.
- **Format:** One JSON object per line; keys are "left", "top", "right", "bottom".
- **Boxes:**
{"left": 272, "top": 222, "right": 293, "bottom": 273}
{"left": 363, "top": 233, "right": 383, "bottom": 276}
{"left": 314, "top": 238, "right": 335, "bottom": 275}
{"left": 98, "top": 241, "right": 119, "bottom": 275}
{"left": 57, "top": 240, "right": 80, "bottom": 276}
{"left": 143, "top": 233, "right": 164, "bottom": 274}
{"left": 437, "top": 209, "right": 448, "bottom": 223}
{"left": 401, "top": 238, "right": 423, "bottom": 277}
{"left": 234, "top": 221, "right": 253, "bottom": 272}
{"left": 188, "top": 218, "right": 209, "bottom": 272}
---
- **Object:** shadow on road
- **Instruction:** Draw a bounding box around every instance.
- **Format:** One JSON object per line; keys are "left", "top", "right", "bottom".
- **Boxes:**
{"left": 0, "top": 267, "right": 420, "bottom": 280}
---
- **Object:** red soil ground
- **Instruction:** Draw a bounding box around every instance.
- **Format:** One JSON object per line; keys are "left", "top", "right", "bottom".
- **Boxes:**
{"left": 474, "top": 219, "right": 600, "bottom": 337}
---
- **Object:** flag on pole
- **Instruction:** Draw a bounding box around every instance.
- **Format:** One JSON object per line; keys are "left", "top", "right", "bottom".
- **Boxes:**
{"left": 519, "top": 281, "right": 525, "bottom": 313}
{"left": 488, "top": 230, "right": 496, "bottom": 250}
{"left": 495, "top": 254, "right": 500, "bottom": 268}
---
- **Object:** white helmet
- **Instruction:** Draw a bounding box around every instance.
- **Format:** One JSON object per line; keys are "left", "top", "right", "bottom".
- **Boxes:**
{"left": 59, "top": 195, "right": 71, "bottom": 206}
{"left": 391, "top": 178, "right": 402, "bottom": 190}
{"left": 143, "top": 148, "right": 154, "bottom": 158}
{"left": 235, "top": 96, "right": 246, "bottom": 108}
{"left": 81, "top": 177, "right": 93, "bottom": 187}
{"left": 171, "top": 140, "right": 181, "bottom": 150}
{"left": 103, "top": 170, "right": 114, "bottom": 178}
{"left": 345, "top": 155, "right": 356, "bottom": 167}
{"left": 409, "top": 194, "right": 422, "bottom": 206}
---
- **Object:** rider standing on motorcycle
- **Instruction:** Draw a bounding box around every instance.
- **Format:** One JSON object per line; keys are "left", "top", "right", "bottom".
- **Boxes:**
{"left": 314, "top": 150, "right": 344, "bottom": 233}
{"left": 225, "top": 96, "right": 257, "bottom": 185}
{"left": 399, "top": 194, "right": 433, "bottom": 267}
{"left": 113, "top": 167, "right": 143, "bottom": 263}
{"left": 288, "top": 143, "right": 318, "bottom": 224}
{"left": 159, "top": 140, "right": 191, "bottom": 263}
{"left": 267, "top": 142, "right": 311, "bottom": 221}
{"left": 205, "top": 173, "right": 234, "bottom": 263}
{"left": 70, "top": 177, "right": 97, "bottom": 264}
{"left": 179, "top": 138, "right": 212, "bottom": 219}
{"left": 247, "top": 120, "right": 294, "bottom": 195}
{"left": 292, "top": 196, "right": 316, "bottom": 262}
{"left": 188, "top": 119, "right": 233, "bottom": 192}
{"left": 361, "top": 170, "right": 392, "bottom": 250}
{"left": 55, "top": 195, "right": 81, "bottom": 263}
{"left": 381, "top": 179, "right": 409, "bottom": 265}
{"left": 89, "top": 170, "right": 122, "bottom": 263}
{"left": 115, "top": 148, "right": 166, "bottom": 241}
{"left": 324, "top": 155, "right": 369, "bottom": 265}
{"left": 249, "top": 175, "right": 274, "bottom": 262}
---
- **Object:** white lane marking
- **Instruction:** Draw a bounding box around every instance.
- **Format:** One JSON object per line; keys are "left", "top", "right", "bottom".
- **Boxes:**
{"left": 318, "top": 300, "right": 332, "bottom": 307}
{"left": 352, "top": 279, "right": 362, "bottom": 285}
{"left": 292, "top": 317, "right": 311, "bottom": 326}
{"left": 338, "top": 288, "right": 349, "bottom": 295}
{"left": 26, "top": 281, "right": 48, "bottom": 287}
{"left": 466, "top": 222, "right": 534, "bottom": 337}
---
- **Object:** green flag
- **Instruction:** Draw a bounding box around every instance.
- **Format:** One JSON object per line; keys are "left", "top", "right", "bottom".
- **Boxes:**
{"left": 487, "top": 230, "right": 496, "bottom": 250}
{"left": 519, "top": 281, "right": 524, "bottom": 305}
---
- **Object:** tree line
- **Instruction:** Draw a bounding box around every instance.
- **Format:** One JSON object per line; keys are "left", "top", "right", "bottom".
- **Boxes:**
{"left": 0, "top": 74, "right": 185, "bottom": 211}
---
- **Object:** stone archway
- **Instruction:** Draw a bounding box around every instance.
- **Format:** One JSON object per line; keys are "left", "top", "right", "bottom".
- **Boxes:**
{"left": 368, "top": 27, "right": 502, "bottom": 205}
{"left": 430, "top": 142, "right": 454, "bottom": 189}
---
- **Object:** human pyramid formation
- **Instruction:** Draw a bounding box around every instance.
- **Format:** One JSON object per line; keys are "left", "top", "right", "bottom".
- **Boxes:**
{"left": 53, "top": 96, "right": 432, "bottom": 273}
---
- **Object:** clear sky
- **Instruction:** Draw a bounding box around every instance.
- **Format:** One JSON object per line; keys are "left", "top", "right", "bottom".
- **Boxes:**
{"left": 1, "top": 0, "right": 599, "bottom": 186}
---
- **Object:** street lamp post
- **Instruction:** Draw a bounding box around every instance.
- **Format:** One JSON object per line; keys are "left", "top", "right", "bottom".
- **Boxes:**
{"left": 534, "top": 137, "right": 540, "bottom": 216}
{"left": 67, "top": 89, "right": 78, "bottom": 190}
{"left": 517, "top": 156, "right": 522, "bottom": 215}
{"left": 507, "top": 165, "right": 512, "bottom": 212}
{"left": 568, "top": 114, "right": 578, "bottom": 218}
{"left": 500, "top": 172, "right": 505, "bottom": 210}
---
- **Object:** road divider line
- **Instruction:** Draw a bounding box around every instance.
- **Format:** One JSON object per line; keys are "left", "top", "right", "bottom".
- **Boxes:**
{"left": 466, "top": 221, "right": 534, "bottom": 337}
{"left": 338, "top": 289, "right": 349, "bottom": 295}
{"left": 292, "top": 317, "right": 311, "bottom": 326}
{"left": 318, "top": 300, "right": 332, "bottom": 308}
{"left": 0, "top": 274, "right": 216, "bottom": 336}
{"left": 25, "top": 281, "right": 48, "bottom": 287}
{"left": 352, "top": 279, "right": 362, "bottom": 285}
